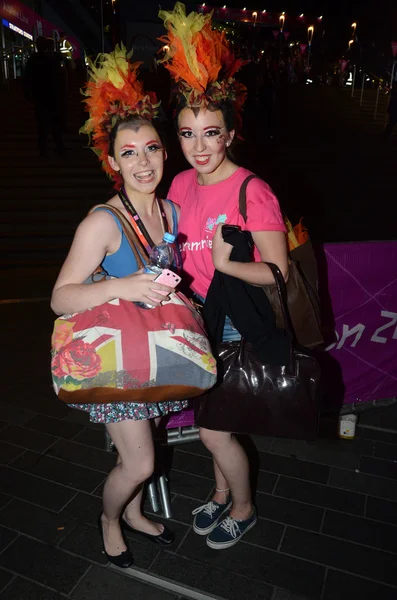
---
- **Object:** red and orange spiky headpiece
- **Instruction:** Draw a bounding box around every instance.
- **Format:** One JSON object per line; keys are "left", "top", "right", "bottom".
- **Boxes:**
{"left": 80, "top": 44, "right": 160, "bottom": 186}
{"left": 158, "top": 2, "right": 246, "bottom": 116}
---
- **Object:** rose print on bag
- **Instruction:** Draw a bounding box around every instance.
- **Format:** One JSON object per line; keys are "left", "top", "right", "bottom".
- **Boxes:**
{"left": 52, "top": 338, "right": 102, "bottom": 384}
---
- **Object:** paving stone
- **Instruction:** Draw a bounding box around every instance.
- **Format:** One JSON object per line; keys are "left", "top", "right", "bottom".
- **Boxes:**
{"left": 258, "top": 452, "right": 330, "bottom": 484}
{"left": 0, "top": 404, "right": 37, "bottom": 426}
{"left": 0, "top": 422, "right": 7, "bottom": 431}
{"left": 250, "top": 434, "right": 275, "bottom": 453}
{"left": 0, "top": 536, "right": 90, "bottom": 594}
{"left": 0, "top": 466, "right": 76, "bottom": 511}
{"left": 329, "top": 467, "right": 397, "bottom": 501}
{"left": 25, "top": 414, "right": 84, "bottom": 440}
{"left": 150, "top": 552, "right": 274, "bottom": 600}
{"left": 366, "top": 496, "right": 397, "bottom": 526}
{"left": 0, "top": 569, "right": 14, "bottom": 594}
{"left": 323, "top": 569, "right": 397, "bottom": 600}
{"left": 46, "top": 439, "right": 116, "bottom": 473}
{"left": 176, "top": 530, "right": 325, "bottom": 599}
{"left": 358, "top": 405, "right": 397, "bottom": 431}
{"left": 0, "top": 441, "right": 24, "bottom": 465}
{"left": 62, "top": 411, "right": 104, "bottom": 430}
{"left": 59, "top": 492, "right": 103, "bottom": 527}
{"left": 59, "top": 522, "right": 108, "bottom": 565}
{"left": 270, "top": 438, "right": 374, "bottom": 470}
{"left": 168, "top": 469, "right": 214, "bottom": 501}
{"left": 357, "top": 426, "right": 397, "bottom": 445}
{"left": 281, "top": 526, "right": 397, "bottom": 587}
{"left": 322, "top": 509, "right": 397, "bottom": 554}
{"left": 255, "top": 492, "right": 324, "bottom": 531}
{"left": 0, "top": 495, "right": 12, "bottom": 511}
{"left": 0, "top": 425, "right": 57, "bottom": 453}
{"left": 72, "top": 428, "right": 106, "bottom": 449}
{"left": 72, "top": 564, "right": 179, "bottom": 600}
{"left": 0, "top": 526, "right": 17, "bottom": 553}
{"left": 10, "top": 451, "right": 105, "bottom": 493}
{"left": 0, "top": 577, "right": 64, "bottom": 599}
{"left": 169, "top": 450, "right": 215, "bottom": 480}
{"left": 274, "top": 477, "right": 365, "bottom": 515}
{"left": 0, "top": 498, "right": 76, "bottom": 544}
{"left": 359, "top": 455, "right": 397, "bottom": 480}
{"left": 373, "top": 441, "right": 397, "bottom": 461}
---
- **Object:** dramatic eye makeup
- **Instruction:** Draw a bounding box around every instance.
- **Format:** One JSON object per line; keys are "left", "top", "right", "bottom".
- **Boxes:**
{"left": 179, "top": 126, "right": 224, "bottom": 138}
{"left": 119, "top": 141, "right": 162, "bottom": 157}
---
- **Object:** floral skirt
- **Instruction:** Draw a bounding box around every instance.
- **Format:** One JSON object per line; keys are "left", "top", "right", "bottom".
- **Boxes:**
{"left": 70, "top": 399, "right": 190, "bottom": 424}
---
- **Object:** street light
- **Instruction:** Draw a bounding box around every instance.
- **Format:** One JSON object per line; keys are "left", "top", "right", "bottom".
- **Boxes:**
{"left": 279, "top": 13, "right": 285, "bottom": 32}
{"left": 307, "top": 25, "right": 314, "bottom": 67}
{"left": 252, "top": 11, "right": 257, "bottom": 27}
{"left": 351, "top": 22, "right": 357, "bottom": 37}
{"left": 348, "top": 39, "right": 354, "bottom": 50}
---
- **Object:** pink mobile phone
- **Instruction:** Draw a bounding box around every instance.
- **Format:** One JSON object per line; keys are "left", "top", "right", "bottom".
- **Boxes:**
{"left": 148, "top": 269, "right": 182, "bottom": 301}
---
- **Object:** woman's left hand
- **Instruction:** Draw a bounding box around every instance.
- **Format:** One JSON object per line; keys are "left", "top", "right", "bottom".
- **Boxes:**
{"left": 212, "top": 224, "right": 233, "bottom": 272}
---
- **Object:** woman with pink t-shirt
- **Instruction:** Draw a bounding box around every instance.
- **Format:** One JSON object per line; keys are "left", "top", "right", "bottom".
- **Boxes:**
{"left": 160, "top": 4, "right": 288, "bottom": 549}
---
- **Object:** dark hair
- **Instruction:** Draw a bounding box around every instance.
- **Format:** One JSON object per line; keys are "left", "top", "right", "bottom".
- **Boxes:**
{"left": 174, "top": 96, "right": 237, "bottom": 133}
{"left": 108, "top": 116, "right": 165, "bottom": 158}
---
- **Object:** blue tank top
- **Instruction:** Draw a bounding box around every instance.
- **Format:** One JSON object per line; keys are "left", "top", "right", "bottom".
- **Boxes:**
{"left": 94, "top": 200, "right": 178, "bottom": 278}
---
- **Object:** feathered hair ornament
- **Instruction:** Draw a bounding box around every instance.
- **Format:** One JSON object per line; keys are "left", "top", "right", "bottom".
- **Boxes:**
{"left": 80, "top": 43, "right": 160, "bottom": 185}
{"left": 158, "top": 2, "right": 247, "bottom": 115}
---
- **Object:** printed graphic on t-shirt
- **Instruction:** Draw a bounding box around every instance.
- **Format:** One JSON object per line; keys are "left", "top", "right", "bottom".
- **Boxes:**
{"left": 205, "top": 213, "right": 227, "bottom": 233}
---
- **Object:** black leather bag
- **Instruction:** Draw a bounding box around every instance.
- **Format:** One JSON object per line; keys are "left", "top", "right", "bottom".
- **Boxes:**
{"left": 194, "top": 263, "right": 321, "bottom": 440}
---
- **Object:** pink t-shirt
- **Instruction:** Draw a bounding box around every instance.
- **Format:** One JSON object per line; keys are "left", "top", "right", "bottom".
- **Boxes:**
{"left": 168, "top": 167, "right": 286, "bottom": 298}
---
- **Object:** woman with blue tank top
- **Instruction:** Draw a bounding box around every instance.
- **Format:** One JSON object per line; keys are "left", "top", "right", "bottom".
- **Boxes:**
{"left": 51, "top": 48, "right": 185, "bottom": 568}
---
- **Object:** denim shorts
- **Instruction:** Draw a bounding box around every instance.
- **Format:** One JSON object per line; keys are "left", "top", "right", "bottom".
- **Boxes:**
{"left": 195, "top": 295, "right": 241, "bottom": 343}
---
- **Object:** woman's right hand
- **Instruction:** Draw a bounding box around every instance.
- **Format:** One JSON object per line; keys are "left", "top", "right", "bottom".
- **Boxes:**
{"left": 113, "top": 270, "right": 174, "bottom": 306}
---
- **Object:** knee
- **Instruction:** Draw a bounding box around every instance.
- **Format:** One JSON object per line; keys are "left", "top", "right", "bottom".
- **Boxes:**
{"left": 199, "top": 428, "right": 231, "bottom": 454}
{"left": 121, "top": 456, "right": 154, "bottom": 485}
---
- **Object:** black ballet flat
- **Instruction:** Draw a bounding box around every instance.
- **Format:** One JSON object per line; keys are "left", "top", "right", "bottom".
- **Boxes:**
{"left": 98, "top": 514, "right": 134, "bottom": 568}
{"left": 121, "top": 517, "right": 175, "bottom": 546}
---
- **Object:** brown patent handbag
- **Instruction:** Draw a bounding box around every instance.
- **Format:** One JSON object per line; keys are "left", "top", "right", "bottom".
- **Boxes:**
{"left": 194, "top": 262, "right": 321, "bottom": 440}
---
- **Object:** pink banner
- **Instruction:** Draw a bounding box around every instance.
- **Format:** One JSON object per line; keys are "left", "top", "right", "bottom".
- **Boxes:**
{"left": 272, "top": 30, "right": 279, "bottom": 40}
{"left": 283, "top": 31, "right": 290, "bottom": 41}
{"left": 319, "top": 241, "right": 397, "bottom": 406}
{"left": 300, "top": 44, "right": 307, "bottom": 54}
{"left": 392, "top": 41, "right": 397, "bottom": 57}
{"left": 339, "top": 59, "right": 348, "bottom": 73}
{"left": 0, "top": 0, "right": 80, "bottom": 56}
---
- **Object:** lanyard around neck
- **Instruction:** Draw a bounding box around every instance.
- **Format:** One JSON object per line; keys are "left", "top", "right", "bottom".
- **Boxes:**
{"left": 118, "top": 188, "right": 170, "bottom": 257}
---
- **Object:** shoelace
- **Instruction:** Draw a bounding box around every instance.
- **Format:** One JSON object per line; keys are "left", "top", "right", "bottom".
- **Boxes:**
{"left": 192, "top": 501, "right": 219, "bottom": 517}
{"left": 219, "top": 516, "right": 241, "bottom": 539}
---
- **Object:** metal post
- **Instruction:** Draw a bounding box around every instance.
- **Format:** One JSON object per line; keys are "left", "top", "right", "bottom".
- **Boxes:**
{"left": 360, "top": 70, "right": 365, "bottom": 106}
{"left": 351, "top": 64, "right": 357, "bottom": 98}
{"left": 147, "top": 478, "right": 161, "bottom": 514}
{"left": 100, "top": 0, "right": 104, "bottom": 53}
{"left": 158, "top": 474, "right": 172, "bottom": 519}
{"left": 374, "top": 85, "right": 380, "bottom": 120}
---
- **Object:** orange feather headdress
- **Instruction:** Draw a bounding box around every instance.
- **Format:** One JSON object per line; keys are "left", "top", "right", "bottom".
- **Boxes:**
{"left": 80, "top": 44, "right": 160, "bottom": 186}
{"left": 158, "top": 2, "right": 247, "bottom": 114}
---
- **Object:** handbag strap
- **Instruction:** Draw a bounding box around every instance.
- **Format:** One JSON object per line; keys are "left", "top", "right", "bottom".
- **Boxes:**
{"left": 238, "top": 174, "right": 258, "bottom": 222}
{"left": 88, "top": 204, "right": 146, "bottom": 270}
{"left": 264, "top": 262, "right": 296, "bottom": 366}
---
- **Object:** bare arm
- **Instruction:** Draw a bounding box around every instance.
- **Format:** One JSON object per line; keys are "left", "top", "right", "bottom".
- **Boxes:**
{"left": 51, "top": 211, "right": 173, "bottom": 315}
{"left": 212, "top": 226, "right": 289, "bottom": 286}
